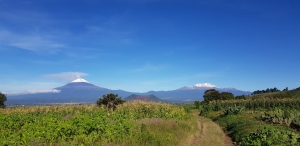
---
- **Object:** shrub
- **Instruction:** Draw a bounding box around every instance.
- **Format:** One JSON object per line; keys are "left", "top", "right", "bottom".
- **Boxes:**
{"left": 0, "top": 92, "right": 7, "bottom": 108}
{"left": 223, "top": 105, "right": 245, "bottom": 116}
{"left": 96, "top": 93, "right": 125, "bottom": 110}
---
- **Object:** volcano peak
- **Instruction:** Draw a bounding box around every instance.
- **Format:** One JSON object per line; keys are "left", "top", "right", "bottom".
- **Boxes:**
{"left": 71, "top": 78, "right": 89, "bottom": 83}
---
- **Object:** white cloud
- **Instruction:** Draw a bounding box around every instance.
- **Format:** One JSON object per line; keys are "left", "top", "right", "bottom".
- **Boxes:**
{"left": 0, "top": 81, "right": 62, "bottom": 93}
{"left": 44, "top": 72, "right": 88, "bottom": 81}
{"left": 0, "top": 30, "right": 66, "bottom": 52}
{"left": 4, "top": 89, "right": 61, "bottom": 96}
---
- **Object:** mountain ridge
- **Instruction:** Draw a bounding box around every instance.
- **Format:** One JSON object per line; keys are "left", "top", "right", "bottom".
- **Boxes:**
{"left": 5, "top": 78, "right": 252, "bottom": 105}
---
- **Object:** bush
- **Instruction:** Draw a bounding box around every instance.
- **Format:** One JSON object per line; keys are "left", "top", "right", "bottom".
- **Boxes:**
{"left": 223, "top": 105, "right": 245, "bottom": 116}
{"left": 96, "top": 93, "right": 125, "bottom": 110}
{"left": 240, "top": 126, "right": 300, "bottom": 146}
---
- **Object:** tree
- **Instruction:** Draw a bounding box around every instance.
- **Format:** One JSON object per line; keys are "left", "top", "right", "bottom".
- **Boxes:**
{"left": 194, "top": 100, "right": 201, "bottom": 109}
{"left": 0, "top": 92, "right": 7, "bottom": 108}
{"left": 96, "top": 93, "right": 125, "bottom": 110}
{"left": 203, "top": 89, "right": 221, "bottom": 102}
{"left": 220, "top": 92, "right": 234, "bottom": 100}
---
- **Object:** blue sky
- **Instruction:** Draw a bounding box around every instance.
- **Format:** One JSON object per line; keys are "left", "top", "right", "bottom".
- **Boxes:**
{"left": 1, "top": 0, "right": 299, "bottom": 93}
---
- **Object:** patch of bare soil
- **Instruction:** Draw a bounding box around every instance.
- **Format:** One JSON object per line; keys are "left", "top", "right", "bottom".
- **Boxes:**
{"left": 224, "top": 135, "right": 235, "bottom": 146}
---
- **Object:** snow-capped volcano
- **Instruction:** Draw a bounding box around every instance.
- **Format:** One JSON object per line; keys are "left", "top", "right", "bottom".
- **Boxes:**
{"left": 71, "top": 78, "right": 89, "bottom": 83}
{"left": 193, "top": 83, "right": 217, "bottom": 88}
{"left": 177, "top": 83, "right": 217, "bottom": 90}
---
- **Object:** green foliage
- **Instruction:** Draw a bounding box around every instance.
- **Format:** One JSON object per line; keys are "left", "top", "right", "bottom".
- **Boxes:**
{"left": 223, "top": 105, "right": 245, "bottom": 116}
{"left": 250, "top": 87, "right": 300, "bottom": 99}
{"left": 180, "top": 104, "right": 195, "bottom": 113}
{"left": 204, "top": 109, "right": 300, "bottom": 145}
{"left": 240, "top": 126, "right": 300, "bottom": 146}
{"left": 0, "top": 92, "right": 7, "bottom": 108}
{"left": 116, "top": 101, "right": 186, "bottom": 119}
{"left": 220, "top": 92, "right": 234, "bottom": 100}
{"left": 199, "top": 103, "right": 223, "bottom": 116}
{"left": 201, "top": 95, "right": 300, "bottom": 145}
{"left": 96, "top": 93, "right": 125, "bottom": 110}
{"left": 253, "top": 87, "right": 281, "bottom": 95}
{"left": 194, "top": 100, "right": 201, "bottom": 109}
{"left": 286, "top": 87, "right": 300, "bottom": 98}
{"left": 0, "top": 102, "right": 193, "bottom": 146}
{"left": 203, "top": 89, "right": 221, "bottom": 102}
{"left": 0, "top": 106, "right": 132, "bottom": 145}
{"left": 203, "top": 89, "right": 236, "bottom": 102}
{"left": 208, "top": 98, "right": 300, "bottom": 110}
{"left": 261, "top": 109, "right": 300, "bottom": 127}
{"left": 235, "top": 95, "right": 247, "bottom": 100}
{"left": 207, "top": 111, "right": 263, "bottom": 142}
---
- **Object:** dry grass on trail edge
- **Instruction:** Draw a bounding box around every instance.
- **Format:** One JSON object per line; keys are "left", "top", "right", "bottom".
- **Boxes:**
{"left": 185, "top": 111, "right": 235, "bottom": 146}
{"left": 197, "top": 116, "right": 226, "bottom": 146}
{"left": 198, "top": 116, "right": 236, "bottom": 146}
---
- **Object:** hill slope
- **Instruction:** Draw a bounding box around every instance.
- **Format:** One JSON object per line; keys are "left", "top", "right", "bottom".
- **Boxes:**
{"left": 124, "top": 94, "right": 164, "bottom": 102}
{"left": 6, "top": 80, "right": 251, "bottom": 105}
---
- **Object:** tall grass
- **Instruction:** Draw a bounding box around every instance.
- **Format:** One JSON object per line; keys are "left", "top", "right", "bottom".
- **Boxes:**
{"left": 0, "top": 101, "right": 196, "bottom": 146}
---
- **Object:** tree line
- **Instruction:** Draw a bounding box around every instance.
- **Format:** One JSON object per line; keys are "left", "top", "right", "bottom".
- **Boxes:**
{"left": 196, "top": 86, "right": 292, "bottom": 106}
{"left": 252, "top": 87, "right": 288, "bottom": 95}
{"left": 200, "top": 89, "right": 247, "bottom": 103}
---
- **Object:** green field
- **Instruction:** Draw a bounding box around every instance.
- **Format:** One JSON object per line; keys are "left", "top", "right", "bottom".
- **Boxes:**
{"left": 2, "top": 88, "right": 300, "bottom": 146}
{"left": 0, "top": 101, "right": 198, "bottom": 146}
{"left": 198, "top": 94, "right": 300, "bottom": 145}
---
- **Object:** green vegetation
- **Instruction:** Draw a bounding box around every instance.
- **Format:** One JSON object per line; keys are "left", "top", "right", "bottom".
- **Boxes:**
{"left": 206, "top": 98, "right": 300, "bottom": 110}
{"left": 203, "top": 89, "right": 234, "bottom": 103}
{"left": 96, "top": 93, "right": 125, "bottom": 110}
{"left": 0, "top": 92, "right": 7, "bottom": 108}
{"left": 198, "top": 87, "right": 300, "bottom": 146}
{"left": 3, "top": 87, "right": 300, "bottom": 145}
{"left": 0, "top": 101, "right": 197, "bottom": 146}
{"left": 252, "top": 87, "right": 281, "bottom": 95}
{"left": 251, "top": 87, "right": 300, "bottom": 99}
{"left": 261, "top": 108, "right": 300, "bottom": 127}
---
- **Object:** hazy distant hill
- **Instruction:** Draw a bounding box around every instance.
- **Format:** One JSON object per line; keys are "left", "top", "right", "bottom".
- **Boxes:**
{"left": 250, "top": 87, "right": 300, "bottom": 99}
{"left": 6, "top": 80, "right": 132, "bottom": 105}
{"left": 139, "top": 86, "right": 251, "bottom": 102}
{"left": 124, "top": 94, "right": 164, "bottom": 102}
{"left": 6, "top": 79, "right": 251, "bottom": 105}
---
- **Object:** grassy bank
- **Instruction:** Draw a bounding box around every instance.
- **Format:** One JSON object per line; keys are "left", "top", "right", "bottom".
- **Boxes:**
{"left": 201, "top": 105, "right": 300, "bottom": 145}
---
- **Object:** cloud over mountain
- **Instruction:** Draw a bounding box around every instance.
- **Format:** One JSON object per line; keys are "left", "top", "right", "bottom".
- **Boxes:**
{"left": 4, "top": 89, "right": 60, "bottom": 96}
{"left": 44, "top": 72, "right": 88, "bottom": 81}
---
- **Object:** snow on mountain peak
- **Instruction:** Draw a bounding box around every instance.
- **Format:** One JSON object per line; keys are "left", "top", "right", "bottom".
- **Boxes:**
{"left": 71, "top": 78, "right": 89, "bottom": 83}
{"left": 193, "top": 83, "right": 217, "bottom": 88}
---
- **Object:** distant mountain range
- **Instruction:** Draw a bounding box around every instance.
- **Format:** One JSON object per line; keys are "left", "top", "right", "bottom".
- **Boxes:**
{"left": 6, "top": 78, "right": 251, "bottom": 105}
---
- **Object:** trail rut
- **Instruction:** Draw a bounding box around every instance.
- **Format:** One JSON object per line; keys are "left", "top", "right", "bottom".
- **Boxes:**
{"left": 188, "top": 112, "right": 235, "bottom": 146}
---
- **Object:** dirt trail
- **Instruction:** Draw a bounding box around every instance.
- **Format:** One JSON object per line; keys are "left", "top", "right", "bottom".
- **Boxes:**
{"left": 188, "top": 112, "right": 235, "bottom": 146}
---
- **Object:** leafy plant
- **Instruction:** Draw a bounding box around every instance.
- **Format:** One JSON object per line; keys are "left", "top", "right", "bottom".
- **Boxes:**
{"left": 240, "top": 126, "right": 300, "bottom": 146}
{"left": 261, "top": 109, "right": 300, "bottom": 127}
{"left": 223, "top": 105, "right": 245, "bottom": 115}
